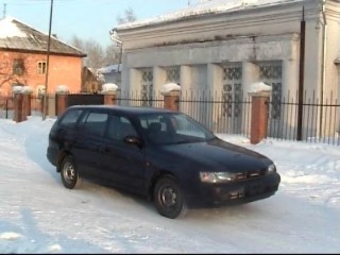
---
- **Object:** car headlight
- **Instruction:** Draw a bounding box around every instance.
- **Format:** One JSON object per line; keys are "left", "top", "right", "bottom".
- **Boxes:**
{"left": 267, "top": 164, "right": 276, "bottom": 173}
{"left": 199, "top": 172, "right": 236, "bottom": 183}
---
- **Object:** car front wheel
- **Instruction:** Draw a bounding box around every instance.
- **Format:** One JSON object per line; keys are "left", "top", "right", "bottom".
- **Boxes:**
{"left": 153, "top": 176, "right": 188, "bottom": 219}
{"left": 60, "top": 156, "right": 82, "bottom": 189}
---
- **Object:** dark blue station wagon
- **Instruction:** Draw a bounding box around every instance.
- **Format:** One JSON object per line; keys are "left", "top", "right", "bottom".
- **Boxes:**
{"left": 47, "top": 105, "right": 281, "bottom": 219}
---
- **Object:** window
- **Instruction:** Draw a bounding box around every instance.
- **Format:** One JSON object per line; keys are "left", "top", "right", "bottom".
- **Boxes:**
{"left": 83, "top": 112, "right": 108, "bottom": 136}
{"left": 37, "top": 61, "right": 47, "bottom": 75}
{"left": 13, "top": 59, "right": 24, "bottom": 76}
{"left": 59, "top": 109, "right": 83, "bottom": 127}
{"left": 106, "top": 116, "right": 137, "bottom": 141}
{"left": 140, "top": 68, "right": 153, "bottom": 106}
{"left": 165, "top": 66, "right": 180, "bottom": 84}
{"left": 258, "top": 61, "right": 282, "bottom": 120}
{"left": 36, "top": 85, "right": 46, "bottom": 99}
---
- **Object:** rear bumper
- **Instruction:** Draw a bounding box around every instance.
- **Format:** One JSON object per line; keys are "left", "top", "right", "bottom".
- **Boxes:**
{"left": 47, "top": 147, "right": 58, "bottom": 167}
{"left": 185, "top": 172, "right": 281, "bottom": 208}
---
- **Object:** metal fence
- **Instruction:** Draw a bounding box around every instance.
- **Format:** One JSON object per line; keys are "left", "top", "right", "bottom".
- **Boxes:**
{"left": 117, "top": 91, "right": 164, "bottom": 109}
{"left": 1, "top": 90, "right": 339, "bottom": 145}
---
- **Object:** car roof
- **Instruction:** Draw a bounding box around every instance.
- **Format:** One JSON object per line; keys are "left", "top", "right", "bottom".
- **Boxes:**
{"left": 67, "top": 105, "right": 176, "bottom": 116}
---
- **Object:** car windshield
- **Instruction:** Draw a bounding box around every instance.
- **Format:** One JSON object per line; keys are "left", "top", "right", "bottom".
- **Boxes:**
{"left": 138, "top": 112, "right": 216, "bottom": 145}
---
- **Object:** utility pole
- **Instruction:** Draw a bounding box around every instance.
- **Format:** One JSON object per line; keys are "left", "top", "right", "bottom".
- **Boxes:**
{"left": 42, "top": 0, "right": 54, "bottom": 120}
{"left": 297, "top": 6, "right": 305, "bottom": 140}
{"left": 3, "top": 3, "right": 7, "bottom": 18}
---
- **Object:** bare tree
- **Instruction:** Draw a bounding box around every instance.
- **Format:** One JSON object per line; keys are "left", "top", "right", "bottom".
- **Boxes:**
{"left": 70, "top": 36, "right": 120, "bottom": 68}
{"left": 104, "top": 44, "right": 121, "bottom": 65}
{"left": 0, "top": 57, "right": 27, "bottom": 90}
{"left": 116, "top": 7, "right": 137, "bottom": 24}
{"left": 69, "top": 7, "right": 137, "bottom": 69}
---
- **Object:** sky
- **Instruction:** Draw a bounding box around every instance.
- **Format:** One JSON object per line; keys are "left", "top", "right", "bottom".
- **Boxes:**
{"left": 0, "top": 115, "right": 339, "bottom": 253}
{"left": 0, "top": 0, "right": 190, "bottom": 48}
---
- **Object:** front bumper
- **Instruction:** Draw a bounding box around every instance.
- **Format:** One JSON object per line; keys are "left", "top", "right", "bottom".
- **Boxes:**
{"left": 185, "top": 172, "right": 281, "bottom": 208}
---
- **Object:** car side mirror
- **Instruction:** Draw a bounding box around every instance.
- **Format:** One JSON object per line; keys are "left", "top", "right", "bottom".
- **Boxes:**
{"left": 124, "top": 135, "right": 142, "bottom": 147}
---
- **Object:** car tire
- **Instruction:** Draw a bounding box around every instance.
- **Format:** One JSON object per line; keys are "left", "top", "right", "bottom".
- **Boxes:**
{"left": 60, "top": 156, "right": 82, "bottom": 189}
{"left": 153, "top": 175, "right": 188, "bottom": 219}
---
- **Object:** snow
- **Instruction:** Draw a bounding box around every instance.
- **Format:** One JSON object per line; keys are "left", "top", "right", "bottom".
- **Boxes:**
{"left": 12, "top": 86, "right": 23, "bottom": 94}
{"left": 248, "top": 81, "right": 272, "bottom": 94}
{"left": 117, "top": 0, "right": 303, "bottom": 30}
{"left": 101, "top": 83, "right": 118, "bottom": 93}
{"left": 55, "top": 85, "right": 69, "bottom": 94}
{"left": 0, "top": 116, "right": 339, "bottom": 253}
{"left": 21, "top": 86, "right": 33, "bottom": 94}
{"left": 160, "top": 82, "right": 181, "bottom": 95}
{"left": 97, "top": 64, "right": 122, "bottom": 74}
{"left": 0, "top": 17, "right": 27, "bottom": 38}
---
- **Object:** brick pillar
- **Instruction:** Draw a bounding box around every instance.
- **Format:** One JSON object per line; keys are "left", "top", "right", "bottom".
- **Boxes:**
{"left": 22, "top": 86, "right": 33, "bottom": 118}
{"left": 104, "top": 93, "right": 116, "bottom": 105}
{"left": 250, "top": 91, "right": 270, "bottom": 144}
{"left": 13, "top": 93, "right": 23, "bottom": 123}
{"left": 101, "top": 84, "right": 118, "bottom": 105}
{"left": 163, "top": 91, "right": 180, "bottom": 111}
{"left": 21, "top": 93, "right": 30, "bottom": 121}
{"left": 56, "top": 92, "right": 68, "bottom": 117}
{"left": 160, "top": 84, "right": 181, "bottom": 111}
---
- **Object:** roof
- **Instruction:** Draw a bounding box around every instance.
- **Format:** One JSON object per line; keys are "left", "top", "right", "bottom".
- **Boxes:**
{"left": 68, "top": 105, "right": 174, "bottom": 115}
{"left": 0, "top": 17, "right": 86, "bottom": 57}
{"left": 114, "top": 0, "right": 304, "bottom": 31}
{"left": 97, "top": 64, "right": 122, "bottom": 74}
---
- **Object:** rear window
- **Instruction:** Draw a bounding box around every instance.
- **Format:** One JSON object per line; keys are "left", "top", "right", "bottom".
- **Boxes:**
{"left": 59, "top": 109, "right": 83, "bottom": 127}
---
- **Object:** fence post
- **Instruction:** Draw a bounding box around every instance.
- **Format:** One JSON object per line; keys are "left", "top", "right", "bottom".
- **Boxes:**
{"left": 56, "top": 92, "right": 68, "bottom": 117}
{"left": 101, "top": 83, "right": 118, "bottom": 105}
{"left": 22, "top": 86, "right": 33, "bottom": 120}
{"left": 160, "top": 83, "right": 181, "bottom": 111}
{"left": 13, "top": 91, "right": 23, "bottom": 123}
{"left": 55, "top": 85, "right": 69, "bottom": 117}
{"left": 248, "top": 82, "right": 272, "bottom": 144}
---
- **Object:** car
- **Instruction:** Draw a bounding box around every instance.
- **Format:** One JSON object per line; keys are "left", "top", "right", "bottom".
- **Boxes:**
{"left": 47, "top": 105, "right": 281, "bottom": 219}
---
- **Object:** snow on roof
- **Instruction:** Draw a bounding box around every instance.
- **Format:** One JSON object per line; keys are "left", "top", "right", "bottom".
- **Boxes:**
{"left": 0, "top": 16, "right": 27, "bottom": 38}
{"left": 97, "top": 64, "right": 122, "bottom": 74}
{"left": 116, "top": 0, "right": 303, "bottom": 31}
{"left": 0, "top": 16, "right": 86, "bottom": 57}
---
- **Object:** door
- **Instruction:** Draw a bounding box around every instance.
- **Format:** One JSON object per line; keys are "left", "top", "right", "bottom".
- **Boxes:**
{"left": 72, "top": 111, "right": 108, "bottom": 180}
{"left": 101, "top": 115, "right": 146, "bottom": 194}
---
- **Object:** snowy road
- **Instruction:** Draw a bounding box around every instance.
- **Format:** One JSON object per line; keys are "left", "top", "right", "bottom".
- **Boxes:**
{"left": 0, "top": 117, "right": 339, "bottom": 253}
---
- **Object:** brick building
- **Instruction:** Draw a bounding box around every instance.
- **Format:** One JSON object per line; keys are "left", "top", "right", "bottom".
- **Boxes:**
{"left": 0, "top": 17, "right": 86, "bottom": 97}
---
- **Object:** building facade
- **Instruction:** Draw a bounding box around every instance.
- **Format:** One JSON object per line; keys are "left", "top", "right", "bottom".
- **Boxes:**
{"left": 0, "top": 17, "right": 86, "bottom": 97}
{"left": 113, "top": 0, "right": 340, "bottom": 138}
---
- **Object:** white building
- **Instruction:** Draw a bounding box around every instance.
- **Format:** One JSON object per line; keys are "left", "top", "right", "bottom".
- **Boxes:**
{"left": 111, "top": 0, "right": 340, "bottom": 139}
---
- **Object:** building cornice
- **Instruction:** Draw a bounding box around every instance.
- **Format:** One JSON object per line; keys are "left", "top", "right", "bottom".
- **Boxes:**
{"left": 118, "top": 0, "right": 322, "bottom": 50}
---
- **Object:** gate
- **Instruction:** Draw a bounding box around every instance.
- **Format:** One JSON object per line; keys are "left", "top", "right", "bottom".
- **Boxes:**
{"left": 66, "top": 94, "right": 104, "bottom": 107}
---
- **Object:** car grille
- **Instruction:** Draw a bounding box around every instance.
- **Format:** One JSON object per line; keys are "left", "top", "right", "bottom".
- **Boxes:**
{"left": 235, "top": 169, "right": 267, "bottom": 181}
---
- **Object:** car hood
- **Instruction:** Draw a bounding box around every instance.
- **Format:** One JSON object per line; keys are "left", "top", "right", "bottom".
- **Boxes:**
{"left": 160, "top": 138, "right": 271, "bottom": 172}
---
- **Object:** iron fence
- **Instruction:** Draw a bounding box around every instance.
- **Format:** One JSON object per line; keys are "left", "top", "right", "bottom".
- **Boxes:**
{"left": 1, "top": 90, "right": 339, "bottom": 146}
{"left": 117, "top": 91, "right": 164, "bottom": 109}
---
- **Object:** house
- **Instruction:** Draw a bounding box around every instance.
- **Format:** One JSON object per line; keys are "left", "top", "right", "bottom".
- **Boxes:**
{"left": 81, "top": 67, "right": 102, "bottom": 93}
{"left": 111, "top": 0, "right": 340, "bottom": 139}
{"left": 97, "top": 64, "right": 122, "bottom": 87}
{"left": 0, "top": 16, "right": 86, "bottom": 97}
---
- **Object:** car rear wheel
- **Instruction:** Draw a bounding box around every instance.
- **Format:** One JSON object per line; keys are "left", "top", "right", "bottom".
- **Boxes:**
{"left": 60, "top": 156, "right": 82, "bottom": 189}
{"left": 153, "top": 176, "right": 188, "bottom": 219}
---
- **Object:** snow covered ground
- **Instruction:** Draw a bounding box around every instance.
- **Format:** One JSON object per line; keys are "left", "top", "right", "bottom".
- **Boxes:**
{"left": 0, "top": 116, "right": 339, "bottom": 253}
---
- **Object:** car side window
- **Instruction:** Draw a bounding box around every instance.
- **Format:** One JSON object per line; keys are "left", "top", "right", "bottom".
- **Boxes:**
{"left": 106, "top": 116, "right": 137, "bottom": 141}
{"left": 83, "top": 112, "right": 108, "bottom": 137}
{"left": 59, "top": 109, "right": 83, "bottom": 128}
